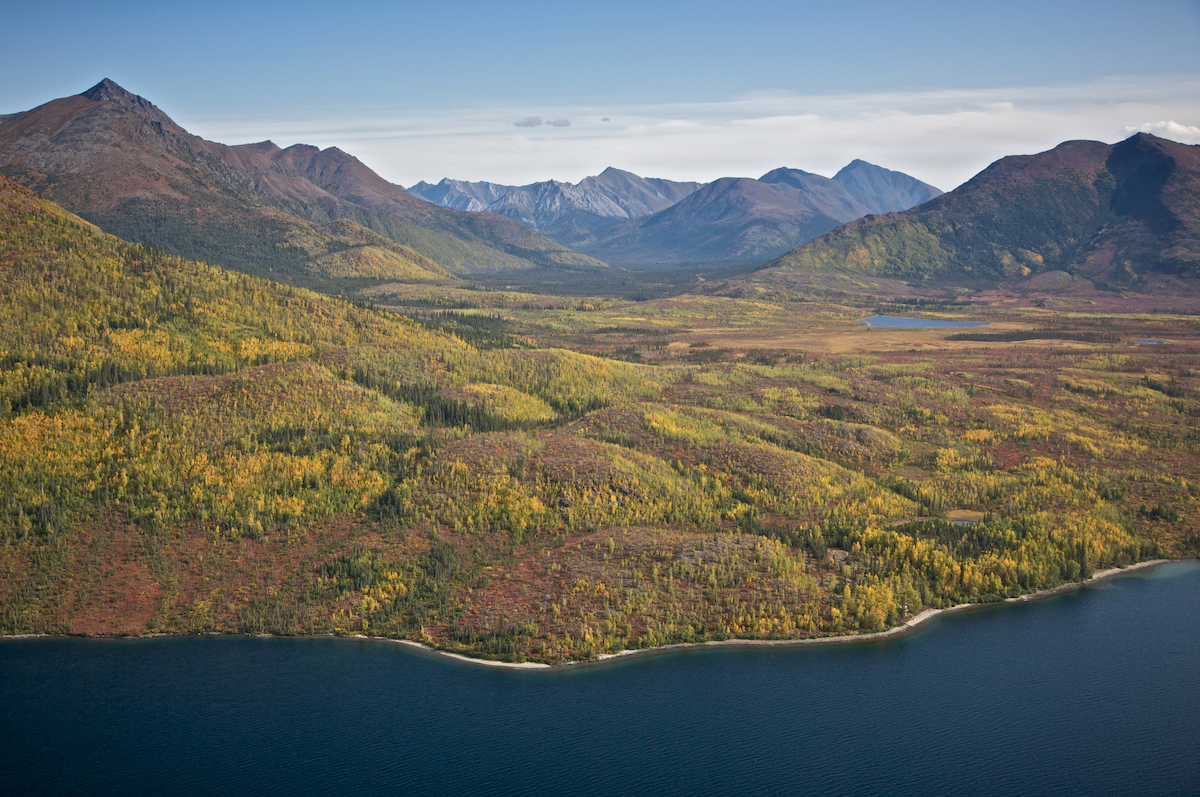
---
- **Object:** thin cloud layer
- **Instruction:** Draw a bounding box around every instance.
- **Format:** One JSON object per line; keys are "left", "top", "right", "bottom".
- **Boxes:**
{"left": 512, "top": 116, "right": 571, "bottom": 128}
{"left": 185, "top": 75, "right": 1200, "bottom": 191}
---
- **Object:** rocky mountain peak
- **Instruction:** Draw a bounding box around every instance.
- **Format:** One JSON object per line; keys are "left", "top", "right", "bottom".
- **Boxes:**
{"left": 77, "top": 79, "right": 179, "bottom": 131}
{"left": 81, "top": 79, "right": 155, "bottom": 111}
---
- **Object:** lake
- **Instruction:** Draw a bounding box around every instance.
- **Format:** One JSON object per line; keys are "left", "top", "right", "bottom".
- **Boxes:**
{"left": 861, "top": 315, "right": 988, "bottom": 328}
{"left": 3, "top": 562, "right": 1198, "bottom": 796}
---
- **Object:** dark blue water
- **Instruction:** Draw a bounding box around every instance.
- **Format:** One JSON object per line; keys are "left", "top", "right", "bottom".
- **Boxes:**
{"left": 3, "top": 563, "right": 1198, "bottom": 796}
{"left": 861, "top": 314, "right": 988, "bottom": 328}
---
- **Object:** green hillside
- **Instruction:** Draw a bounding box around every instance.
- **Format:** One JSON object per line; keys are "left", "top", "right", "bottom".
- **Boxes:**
{"left": 1, "top": 175, "right": 1194, "bottom": 662}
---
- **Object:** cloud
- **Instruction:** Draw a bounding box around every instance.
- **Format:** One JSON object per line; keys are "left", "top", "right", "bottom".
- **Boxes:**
{"left": 1118, "top": 120, "right": 1200, "bottom": 144}
{"left": 513, "top": 116, "right": 570, "bottom": 129}
{"left": 185, "top": 75, "right": 1200, "bottom": 190}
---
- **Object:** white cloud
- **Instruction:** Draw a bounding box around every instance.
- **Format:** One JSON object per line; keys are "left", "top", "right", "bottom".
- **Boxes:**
{"left": 1118, "top": 120, "right": 1200, "bottom": 144}
{"left": 181, "top": 74, "right": 1200, "bottom": 191}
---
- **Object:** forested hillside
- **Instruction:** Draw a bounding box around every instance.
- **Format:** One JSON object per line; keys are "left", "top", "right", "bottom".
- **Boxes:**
{"left": 1, "top": 174, "right": 1195, "bottom": 662}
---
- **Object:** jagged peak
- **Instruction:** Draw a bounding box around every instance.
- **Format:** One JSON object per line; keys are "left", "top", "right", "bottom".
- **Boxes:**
{"left": 81, "top": 79, "right": 153, "bottom": 110}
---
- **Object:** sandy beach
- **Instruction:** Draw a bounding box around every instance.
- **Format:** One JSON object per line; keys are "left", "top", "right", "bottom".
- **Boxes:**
{"left": 382, "top": 638, "right": 553, "bottom": 669}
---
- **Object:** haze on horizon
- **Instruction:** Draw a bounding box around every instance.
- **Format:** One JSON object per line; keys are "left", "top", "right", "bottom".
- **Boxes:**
{"left": 3, "top": 0, "right": 1199, "bottom": 190}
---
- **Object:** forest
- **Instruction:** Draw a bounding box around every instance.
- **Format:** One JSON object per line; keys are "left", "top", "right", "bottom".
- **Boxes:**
{"left": 1, "top": 174, "right": 1197, "bottom": 663}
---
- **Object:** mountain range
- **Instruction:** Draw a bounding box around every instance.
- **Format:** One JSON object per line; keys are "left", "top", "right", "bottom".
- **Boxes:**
{"left": 565, "top": 161, "right": 942, "bottom": 267}
{"left": 756, "top": 133, "right": 1200, "bottom": 288}
{"left": 413, "top": 160, "right": 940, "bottom": 268}
{"left": 0, "top": 79, "right": 603, "bottom": 290}
{"left": 4, "top": 80, "right": 1194, "bottom": 295}
{"left": 408, "top": 168, "right": 702, "bottom": 231}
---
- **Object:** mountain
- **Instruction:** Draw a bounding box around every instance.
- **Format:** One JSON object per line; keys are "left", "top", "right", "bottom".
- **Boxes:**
{"left": 408, "top": 167, "right": 702, "bottom": 230}
{"left": 0, "top": 79, "right": 603, "bottom": 289}
{"left": 408, "top": 178, "right": 516, "bottom": 212}
{"left": 759, "top": 134, "right": 1200, "bottom": 285}
{"left": 568, "top": 163, "right": 942, "bottom": 267}
{"left": 831, "top": 159, "right": 945, "bottom": 215}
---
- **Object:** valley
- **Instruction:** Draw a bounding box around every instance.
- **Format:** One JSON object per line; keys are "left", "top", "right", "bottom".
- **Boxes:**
{"left": 1, "top": 83, "right": 1198, "bottom": 665}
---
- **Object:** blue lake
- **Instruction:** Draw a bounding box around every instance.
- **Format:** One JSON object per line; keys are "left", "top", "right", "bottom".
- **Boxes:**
{"left": 3, "top": 562, "right": 1198, "bottom": 796}
{"left": 861, "top": 314, "right": 988, "bottom": 328}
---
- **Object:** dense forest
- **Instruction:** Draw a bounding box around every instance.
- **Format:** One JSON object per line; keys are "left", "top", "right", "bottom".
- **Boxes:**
{"left": 1, "top": 175, "right": 1196, "bottom": 662}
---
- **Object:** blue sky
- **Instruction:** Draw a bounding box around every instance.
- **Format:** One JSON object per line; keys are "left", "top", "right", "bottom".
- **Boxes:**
{"left": 4, "top": 0, "right": 1199, "bottom": 188}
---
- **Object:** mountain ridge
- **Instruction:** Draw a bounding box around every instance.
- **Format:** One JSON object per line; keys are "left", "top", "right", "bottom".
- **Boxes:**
{"left": 0, "top": 79, "right": 604, "bottom": 288}
{"left": 565, "top": 162, "right": 943, "bottom": 267}
{"left": 754, "top": 133, "right": 1200, "bottom": 287}
{"left": 409, "top": 167, "right": 703, "bottom": 230}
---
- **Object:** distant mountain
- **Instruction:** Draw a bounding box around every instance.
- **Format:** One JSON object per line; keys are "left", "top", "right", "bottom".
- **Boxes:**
{"left": 0, "top": 79, "right": 603, "bottom": 289}
{"left": 759, "top": 134, "right": 1200, "bottom": 286}
{"left": 408, "top": 179, "right": 515, "bottom": 212}
{"left": 831, "top": 159, "right": 944, "bottom": 215}
{"left": 569, "top": 162, "right": 942, "bottom": 267}
{"left": 409, "top": 168, "right": 702, "bottom": 231}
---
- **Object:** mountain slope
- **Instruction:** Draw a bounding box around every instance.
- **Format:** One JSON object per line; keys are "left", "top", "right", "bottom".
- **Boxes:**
{"left": 0, "top": 79, "right": 603, "bottom": 287}
{"left": 570, "top": 163, "right": 941, "bottom": 267}
{"left": 409, "top": 167, "right": 702, "bottom": 230}
{"left": 759, "top": 134, "right": 1200, "bottom": 284}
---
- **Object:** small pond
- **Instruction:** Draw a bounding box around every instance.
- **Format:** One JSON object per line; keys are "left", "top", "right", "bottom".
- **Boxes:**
{"left": 860, "top": 315, "right": 989, "bottom": 329}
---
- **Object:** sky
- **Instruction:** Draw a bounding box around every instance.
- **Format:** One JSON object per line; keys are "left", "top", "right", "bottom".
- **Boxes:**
{"left": 3, "top": 0, "right": 1199, "bottom": 190}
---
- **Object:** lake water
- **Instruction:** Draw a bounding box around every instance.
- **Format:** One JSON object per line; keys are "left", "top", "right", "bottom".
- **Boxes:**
{"left": 861, "top": 314, "right": 988, "bottom": 328}
{"left": 3, "top": 562, "right": 1198, "bottom": 796}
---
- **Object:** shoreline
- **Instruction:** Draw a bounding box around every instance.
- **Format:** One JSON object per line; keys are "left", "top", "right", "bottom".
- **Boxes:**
{"left": 585, "top": 558, "right": 1176, "bottom": 666}
{"left": 0, "top": 559, "right": 1181, "bottom": 668}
